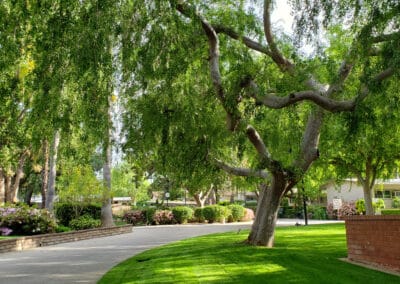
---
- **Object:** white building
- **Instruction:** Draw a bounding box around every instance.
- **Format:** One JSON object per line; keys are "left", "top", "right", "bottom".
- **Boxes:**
{"left": 324, "top": 179, "right": 400, "bottom": 208}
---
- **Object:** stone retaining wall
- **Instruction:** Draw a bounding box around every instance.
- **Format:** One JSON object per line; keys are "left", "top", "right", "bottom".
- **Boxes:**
{"left": 345, "top": 215, "right": 400, "bottom": 272}
{"left": 0, "top": 225, "right": 132, "bottom": 253}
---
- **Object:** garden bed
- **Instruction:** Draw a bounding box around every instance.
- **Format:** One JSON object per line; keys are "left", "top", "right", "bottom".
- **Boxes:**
{"left": 0, "top": 224, "right": 132, "bottom": 253}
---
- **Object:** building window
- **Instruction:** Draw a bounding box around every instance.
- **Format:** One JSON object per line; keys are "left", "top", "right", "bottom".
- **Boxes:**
{"left": 395, "top": 191, "right": 400, "bottom": 197}
{"left": 384, "top": 190, "right": 391, "bottom": 198}
{"left": 375, "top": 191, "right": 383, "bottom": 198}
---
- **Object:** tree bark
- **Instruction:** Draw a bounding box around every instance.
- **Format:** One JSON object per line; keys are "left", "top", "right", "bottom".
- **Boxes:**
{"left": 10, "top": 150, "right": 29, "bottom": 203}
{"left": 193, "top": 188, "right": 213, "bottom": 208}
{"left": 24, "top": 187, "right": 34, "bottom": 206}
{"left": 101, "top": 106, "right": 115, "bottom": 227}
{"left": 0, "top": 169, "right": 5, "bottom": 204}
{"left": 247, "top": 173, "right": 287, "bottom": 247}
{"left": 46, "top": 130, "right": 60, "bottom": 212}
{"left": 41, "top": 139, "right": 50, "bottom": 208}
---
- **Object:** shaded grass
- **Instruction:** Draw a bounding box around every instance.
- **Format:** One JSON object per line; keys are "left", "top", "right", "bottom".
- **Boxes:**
{"left": 99, "top": 224, "right": 399, "bottom": 283}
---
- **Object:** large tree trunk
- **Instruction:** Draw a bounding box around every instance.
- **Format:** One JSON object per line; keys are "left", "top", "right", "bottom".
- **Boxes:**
{"left": 24, "top": 187, "right": 34, "bottom": 206}
{"left": 247, "top": 174, "right": 287, "bottom": 247}
{"left": 9, "top": 150, "right": 29, "bottom": 203}
{"left": 101, "top": 141, "right": 114, "bottom": 227}
{"left": 0, "top": 169, "right": 5, "bottom": 204}
{"left": 101, "top": 106, "right": 115, "bottom": 228}
{"left": 46, "top": 130, "right": 60, "bottom": 212}
{"left": 358, "top": 157, "right": 376, "bottom": 215}
{"left": 362, "top": 183, "right": 374, "bottom": 215}
{"left": 41, "top": 139, "right": 50, "bottom": 208}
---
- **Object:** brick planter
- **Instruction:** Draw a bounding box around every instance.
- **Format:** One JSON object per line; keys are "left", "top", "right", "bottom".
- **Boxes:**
{"left": 0, "top": 224, "right": 132, "bottom": 253}
{"left": 345, "top": 215, "right": 400, "bottom": 272}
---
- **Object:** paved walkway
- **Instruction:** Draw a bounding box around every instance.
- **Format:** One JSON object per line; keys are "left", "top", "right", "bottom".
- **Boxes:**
{"left": 0, "top": 219, "right": 342, "bottom": 284}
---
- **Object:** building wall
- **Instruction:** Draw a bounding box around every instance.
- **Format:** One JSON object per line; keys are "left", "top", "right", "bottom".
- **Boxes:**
{"left": 326, "top": 180, "right": 364, "bottom": 205}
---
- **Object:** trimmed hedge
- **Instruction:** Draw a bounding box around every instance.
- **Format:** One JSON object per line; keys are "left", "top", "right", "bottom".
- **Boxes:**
{"left": 203, "top": 205, "right": 230, "bottom": 223}
{"left": 227, "top": 204, "right": 245, "bottom": 222}
{"left": 194, "top": 208, "right": 205, "bottom": 223}
{"left": 69, "top": 215, "right": 101, "bottom": 230}
{"left": 172, "top": 206, "right": 194, "bottom": 224}
{"left": 381, "top": 209, "right": 400, "bottom": 215}
{"left": 55, "top": 203, "right": 101, "bottom": 226}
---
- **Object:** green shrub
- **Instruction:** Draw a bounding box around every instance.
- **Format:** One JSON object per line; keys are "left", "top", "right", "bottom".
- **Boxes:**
{"left": 374, "top": 198, "right": 385, "bottom": 211}
{"left": 307, "top": 205, "right": 327, "bottom": 220}
{"left": 203, "top": 205, "right": 229, "bottom": 223}
{"left": 0, "top": 205, "right": 56, "bottom": 236}
{"left": 227, "top": 204, "right": 245, "bottom": 222}
{"left": 194, "top": 208, "right": 205, "bottom": 223}
{"left": 55, "top": 203, "right": 101, "bottom": 226}
{"left": 355, "top": 199, "right": 365, "bottom": 214}
{"left": 69, "top": 215, "right": 101, "bottom": 230}
{"left": 172, "top": 206, "right": 194, "bottom": 224}
{"left": 142, "top": 207, "right": 156, "bottom": 225}
{"left": 55, "top": 225, "right": 72, "bottom": 233}
{"left": 218, "top": 201, "right": 231, "bottom": 206}
{"left": 381, "top": 209, "right": 400, "bottom": 215}
{"left": 392, "top": 197, "right": 400, "bottom": 208}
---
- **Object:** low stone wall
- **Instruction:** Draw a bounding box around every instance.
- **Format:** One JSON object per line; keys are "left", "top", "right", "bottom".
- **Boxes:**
{"left": 345, "top": 215, "right": 400, "bottom": 272}
{"left": 0, "top": 225, "right": 132, "bottom": 253}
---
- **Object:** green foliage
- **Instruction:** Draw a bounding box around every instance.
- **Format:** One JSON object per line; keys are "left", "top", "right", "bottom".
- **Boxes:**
{"left": 57, "top": 163, "right": 104, "bottom": 204}
{"left": 54, "top": 203, "right": 101, "bottom": 226}
{"left": 218, "top": 201, "right": 231, "bottom": 206}
{"left": 203, "top": 205, "right": 230, "bottom": 223}
{"left": 172, "top": 206, "right": 194, "bottom": 224}
{"left": 307, "top": 206, "right": 328, "bottom": 220}
{"left": 381, "top": 209, "right": 400, "bottom": 215}
{"left": 373, "top": 199, "right": 385, "bottom": 211}
{"left": 194, "top": 208, "right": 205, "bottom": 223}
{"left": 111, "top": 162, "right": 150, "bottom": 204}
{"left": 69, "top": 215, "right": 101, "bottom": 231}
{"left": 392, "top": 197, "right": 400, "bottom": 208}
{"left": 356, "top": 198, "right": 385, "bottom": 215}
{"left": 0, "top": 204, "right": 56, "bottom": 236}
{"left": 355, "top": 199, "right": 365, "bottom": 214}
{"left": 142, "top": 207, "right": 157, "bottom": 225}
{"left": 55, "top": 225, "right": 72, "bottom": 233}
{"left": 227, "top": 204, "right": 245, "bottom": 222}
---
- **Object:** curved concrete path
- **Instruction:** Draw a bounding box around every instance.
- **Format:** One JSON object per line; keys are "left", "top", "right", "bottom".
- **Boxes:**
{"left": 0, "top": 220, "right": 342, "bottom": 284}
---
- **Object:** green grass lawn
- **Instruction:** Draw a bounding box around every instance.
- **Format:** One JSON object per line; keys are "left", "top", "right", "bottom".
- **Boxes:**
{"left": 99, "top": 224, "right": 399, "bottom": 284}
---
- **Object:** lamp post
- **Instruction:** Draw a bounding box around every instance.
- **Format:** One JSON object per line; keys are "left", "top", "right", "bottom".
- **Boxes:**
{"left": 165, "top": 191, "right": 170, "bottom": 207}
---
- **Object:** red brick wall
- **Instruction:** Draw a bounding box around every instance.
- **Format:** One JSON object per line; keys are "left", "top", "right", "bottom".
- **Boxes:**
{"left": 345, "top": 215, "right": 400, "bottom": 272}
{"left": 0, "top": 225, "right": 132, "bottom": 253}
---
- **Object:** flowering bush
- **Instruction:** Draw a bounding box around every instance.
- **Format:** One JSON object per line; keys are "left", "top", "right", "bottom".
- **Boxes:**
{"left": 241, "top": 208, "right": 255, "bottom": 221}
{"left": 153, "top": 210, "right": 175, "bottom": 225}
{"left": 123, "top": 210, "right": 145, "bottom": 225}
{"left": 0, "top": 204, "right": 56, "bottom": 236}
{"left": 327, "top": 202, "right": 357, "bottom": 219}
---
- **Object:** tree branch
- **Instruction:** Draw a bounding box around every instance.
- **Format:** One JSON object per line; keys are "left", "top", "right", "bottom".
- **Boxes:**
{"left": 175, "top": 1, "right": 240, "bottom": 131}
{"left": 213, "top": 158, "right": 268, "bottom": 179}
{"left": 263, "top": 0, "right": 294, "bottom": 71}
{"left": 246, "top": 80, "right": 355, "bottom": 112}
{"left": 371, "top": 32, "right": 400, "bottom": 43}
{"left": 213, "top": 25, "right": 273, "bottom": 56}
